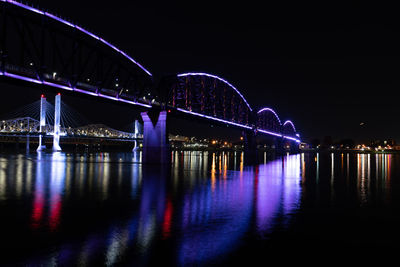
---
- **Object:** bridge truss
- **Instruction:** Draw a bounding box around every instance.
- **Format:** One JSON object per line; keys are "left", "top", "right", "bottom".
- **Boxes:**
{"left": 0, "top": 0, "right": 152, "bottom": 107}
{"left": 168, "top": 73, "right": 253, "bottom": 128}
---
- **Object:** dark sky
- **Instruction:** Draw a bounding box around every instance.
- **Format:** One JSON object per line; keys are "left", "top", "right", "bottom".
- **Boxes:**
{"left": 2, "top": 0, "right": 400, "bottom": 143}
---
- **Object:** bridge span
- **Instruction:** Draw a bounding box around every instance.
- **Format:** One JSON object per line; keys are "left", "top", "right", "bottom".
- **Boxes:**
{"left": 0, "top": 0, "right": 301, "bottom": 163}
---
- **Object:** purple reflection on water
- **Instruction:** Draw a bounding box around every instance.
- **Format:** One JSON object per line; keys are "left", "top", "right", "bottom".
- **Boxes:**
{"left": 178, "top": 168, "right": 254, "bottom": 265}
{"left": 178, "top": 154, "right": 301, "bottom": 265}
{"left": 255, "top": 154, "right": 301, "bottom": 235}
{"left": 282, "top": 154, "right": 301, "bottom": 216}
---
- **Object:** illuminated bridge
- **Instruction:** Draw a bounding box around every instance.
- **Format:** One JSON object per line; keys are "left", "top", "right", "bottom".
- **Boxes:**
{"left": 0, "top": 1, "right": 301, "bottom": 162}
{"left": 0, "top": 117, "right": 138, "bottom": 139}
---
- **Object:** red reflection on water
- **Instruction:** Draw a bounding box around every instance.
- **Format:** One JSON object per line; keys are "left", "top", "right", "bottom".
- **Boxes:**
{"left": 31, "top": 166, "right": 45, "bottom": 229}
{"left": 49, "top": 194, "right": 62, "bottom": 231}
{"left": 162, "top": 197, "right": 173, "bottom": 239}
{"left": 31, "top": 192, "right": 44, "bottom": 229}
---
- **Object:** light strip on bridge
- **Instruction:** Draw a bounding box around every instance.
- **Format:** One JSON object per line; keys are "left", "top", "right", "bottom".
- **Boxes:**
{"left": 2, "top": 72, "right": 152, "bottom": 108}
{"left": 176, "top": 108, "right": 253, "bottom": 130}
{"left": 257, "top": 107, "right": 282, "bottom": 125}
{"left": 43, "top": 81, "right": 73, "bottom": 91}
{"left": 283, "top": 120, "right": 297, "bottom": 132}
{"left": 283, "top": 135, "right": 301, "bottom": 143}
{"left": 3, "top": 0, "right": 152, "bottom": 77}
{"left": 257, "top": 129, "right": 283, "bottom": 138}
{"left": 257, "top": 129, "right": 300, "bottom": 142}
{"left": 176, "top": 108, "right": 301, "bottom": 142}
{"left": 4, "top": 72, "right": 43, "bottom": 84}
{"left": 177, "top": 73, "right": 253, "bottom": 111}
{"left": 258, "top": 128, "right": 300, "bottom": 142}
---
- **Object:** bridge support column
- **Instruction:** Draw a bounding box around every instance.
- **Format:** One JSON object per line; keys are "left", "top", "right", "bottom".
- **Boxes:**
{"left": 133, "top": 119, "right": 141, "bottom": 151}
{"left": 243, "top": 130, "right": 257, "bottom": 165}
{"left": 52, "top": 93, "right": 62, "bottom": 151}
{"left": 141, "top": 110, "right": 170, "bottom": 164}
{"left": 37, "top": 95, "right": 46, "bottom": 152}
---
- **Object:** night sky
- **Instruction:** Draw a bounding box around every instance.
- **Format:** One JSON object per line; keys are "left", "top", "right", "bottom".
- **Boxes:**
{"left": 1, "top": 0, "right": 399, "bottom": 143}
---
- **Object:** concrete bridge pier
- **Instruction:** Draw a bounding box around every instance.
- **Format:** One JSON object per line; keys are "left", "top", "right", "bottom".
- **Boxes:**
{"left": 133, "top": 120, "right": 141, "bottom": 151}
{"left": 141, "top": 110, "right": 170, "bottom": 164}
{"left": 243, "top": 130, "right": 258, "bottom": 165}
{"left": 52, "top": 93, "right": 62, "bottom": 151}
{"left": 37, "top": 95, "right": 47, "bottom": 152}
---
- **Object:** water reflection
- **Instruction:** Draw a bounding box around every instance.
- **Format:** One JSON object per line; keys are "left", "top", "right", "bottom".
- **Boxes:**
{"left": 1, "top": 151, "right": 398, "bottom": 265}
{"left": 256, "top": 154, "right": 301, "bottom": 237}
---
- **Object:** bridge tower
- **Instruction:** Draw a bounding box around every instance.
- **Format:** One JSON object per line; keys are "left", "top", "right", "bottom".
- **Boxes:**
{"left": 36, "top": 95, "right": 47, "bottom": 151}
{"left": 133, "top": 120, "right": 141, "bottom": 151}
{"left": 141, "top": 110, "right": 169, "bottom": 163}
{"left": 52, "top": 93, "right": 62, "bottom": 151}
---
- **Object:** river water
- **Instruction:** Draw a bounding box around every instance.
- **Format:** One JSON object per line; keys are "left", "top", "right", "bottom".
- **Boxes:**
{"left": 0, "top": 151, "right": 399, "bottom": 266}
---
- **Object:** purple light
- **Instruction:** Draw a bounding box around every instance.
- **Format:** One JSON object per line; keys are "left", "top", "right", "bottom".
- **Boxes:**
{"left": 257, "top": 107, "right": 282, "bottom": 125}
{"left": 100, "top": 38, "right": 120, "bottom": 52}
{"left": 43, "top": 81, "right": 73, "bottom": 91}
{"left": 119, "top": 98, "right": 152, "bottom": 108}
{"left": 45, "top": 12, "right": 74, "bottom": 27}
{"left": 283, "top": 120, "right": 296, "bottom": 132}
{"left": 73, "top": 88, "right": 98, "bottom": 96}
{"left": 176, "top": 108, "right": 252, "bottom": 130}
{"left": 283, "top": 135, "right": 301, "bottom": 143}
{"left": 98, "top": 93, "right": 119, "bottom": 101}
{"left": 257, "top": 129, "right": 282, "bottom": 138}
{"left": 4, "top": 72, "right": 42, "bottom": 84}
{"left": 6, "top": 0, "right": 43, "bottom": 14}
{"left": 175, "top": 108, "right": 301, "bottom": 141}
{"left": 258, "top": 128, "right": 300, "bottom": 142}
{"left": 75, "top": 25, "right": 99, "bottom": 40}
{"left": 177, "top": 73, "right": 252, "bottom": 111}
{"left": 5, "top": 0, "right": 152, "bottom": 77}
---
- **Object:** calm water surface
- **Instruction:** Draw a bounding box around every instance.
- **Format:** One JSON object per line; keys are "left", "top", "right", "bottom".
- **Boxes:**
{"left": 0, "top": 151, "right": 400, "bottom": 266}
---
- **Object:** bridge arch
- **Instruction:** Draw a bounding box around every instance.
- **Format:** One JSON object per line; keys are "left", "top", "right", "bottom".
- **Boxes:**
{"left": 256, "top": 107, "right": 282, "bottom": 135}
{"left": 168, "top": 72, "right": 253, "bottom": 127}
{"left": 282, "top": 120, "right": 297, "bottom": 137}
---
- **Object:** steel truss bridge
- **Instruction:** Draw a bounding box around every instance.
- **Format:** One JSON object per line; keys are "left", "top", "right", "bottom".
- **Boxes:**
{"left": 0, "top": 0, "right": 300, "bottom": 147}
